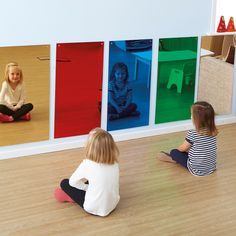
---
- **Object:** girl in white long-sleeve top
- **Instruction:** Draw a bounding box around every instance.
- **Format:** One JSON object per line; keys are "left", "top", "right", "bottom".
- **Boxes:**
{"left": 54, "top": 128, "right": 120, "bottom": 217}
{"left": 0, "top": 62, "right": 33, "bottom": 122}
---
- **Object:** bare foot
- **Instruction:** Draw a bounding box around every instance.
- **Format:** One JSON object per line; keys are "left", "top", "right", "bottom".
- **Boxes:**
{"left": 159, "top": 151, "right": 176, "bottom": 163}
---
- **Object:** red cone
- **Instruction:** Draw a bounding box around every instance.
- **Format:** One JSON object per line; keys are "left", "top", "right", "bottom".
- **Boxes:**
{"left": 226, "top": 17, "right": 236, "bottom": 32}
{"left": 217, "top": 16, "right": 227, "bottom": 32}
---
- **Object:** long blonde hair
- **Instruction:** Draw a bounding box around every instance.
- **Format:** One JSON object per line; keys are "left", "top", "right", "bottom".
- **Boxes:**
{"left": 191, "top": 101, "right": 218, "bottom": 136}
{"left": 4, "top": 62, "right": 23, "bottom": 83}
{"left": 85, "top": 128, "right": 119, "bottom": 164}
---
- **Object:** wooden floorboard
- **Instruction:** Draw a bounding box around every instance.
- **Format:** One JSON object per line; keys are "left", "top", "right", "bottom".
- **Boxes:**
{"left": 0, "top": 123, "right": 236, "bottom": 235}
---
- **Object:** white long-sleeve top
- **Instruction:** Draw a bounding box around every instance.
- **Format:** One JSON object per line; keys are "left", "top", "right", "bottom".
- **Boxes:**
{"left": 69, "top": 159, "right": 120, "bottom": 217}
{"left": 0, "top": 81, "right": 25, "bottom": 109}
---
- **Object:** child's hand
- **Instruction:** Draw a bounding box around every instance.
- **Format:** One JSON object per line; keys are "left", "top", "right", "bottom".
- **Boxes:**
{"left": 116, "top": 107, "right": 123, "bottom": 113}
{"left": 12, "top": 106, "right": 19, "bottom": 111}
{"left": 8, "top": 105, "right": 15, "bottom": 111}
{"left": 177, "top": 140, "right": 191, "bottom": 152}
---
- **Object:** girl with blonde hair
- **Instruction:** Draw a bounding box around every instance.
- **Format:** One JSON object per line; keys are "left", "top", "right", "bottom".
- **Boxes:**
{"left": 0, "top": 62, "right": 33, "bottom": 122}
{"left": 54, "top": 128, "right": 120, "bottom": 217}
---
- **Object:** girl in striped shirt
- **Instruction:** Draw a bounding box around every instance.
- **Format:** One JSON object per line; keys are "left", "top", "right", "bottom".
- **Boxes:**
{"left": 159, "top": 101, "right": 218, "bottom": 176}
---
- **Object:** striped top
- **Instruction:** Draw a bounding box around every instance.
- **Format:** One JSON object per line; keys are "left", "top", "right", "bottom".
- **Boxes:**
{"left": 108, "top": 80, "right": 132, "bottom": 106}
{"left": 186, "top": 129, "right": 217, "bottom": 176}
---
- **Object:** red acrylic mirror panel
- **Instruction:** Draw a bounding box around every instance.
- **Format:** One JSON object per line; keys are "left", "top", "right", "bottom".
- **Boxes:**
{"left": 54, "top": 42, "right": 104, "bottom": 138}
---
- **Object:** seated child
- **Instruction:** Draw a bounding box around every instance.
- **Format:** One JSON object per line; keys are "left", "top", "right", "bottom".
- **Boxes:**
{"left": 0, "top": 62, "right": 33, "bottom": 122}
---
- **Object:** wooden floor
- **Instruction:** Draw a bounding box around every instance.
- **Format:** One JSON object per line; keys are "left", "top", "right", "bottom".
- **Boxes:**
{"left": 0, "top": 123, "right": 236, "bottom": 236}
{"left": 0, "top": 45, "right": 50, "bottom": 146}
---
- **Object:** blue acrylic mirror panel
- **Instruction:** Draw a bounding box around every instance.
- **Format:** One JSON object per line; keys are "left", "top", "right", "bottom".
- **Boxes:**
{"left": 107, "top": 39, "right": 152, "bottom": 131}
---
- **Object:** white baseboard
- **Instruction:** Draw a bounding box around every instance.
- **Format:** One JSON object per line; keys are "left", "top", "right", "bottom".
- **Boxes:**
{"left": 0, "top": 115, "right": 235, "bottom": 160}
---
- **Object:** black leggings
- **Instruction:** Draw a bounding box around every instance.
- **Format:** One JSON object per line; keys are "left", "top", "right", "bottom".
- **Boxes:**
{"left": 170, "top": 149, "right": 189, "bottom": 169}
{"left": 0, "top": 103, "right": 33, "bottom": 120}
{"left": 60, "top": 179, "right": 86, "bottom": 208}
{"left": 108, "top": 102, "right": 137, "bottom": 117}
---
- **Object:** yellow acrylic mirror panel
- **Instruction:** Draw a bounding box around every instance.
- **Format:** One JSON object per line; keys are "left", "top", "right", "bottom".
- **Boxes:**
{"left": 0, "top": 45, "right": 50, "bottom": 146}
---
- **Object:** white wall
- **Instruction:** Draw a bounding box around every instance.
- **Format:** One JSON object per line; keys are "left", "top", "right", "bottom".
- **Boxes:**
{"left": 0, "top": 0, "right": 212, "bottom": 45}
{"left": 2, "top": 0, "right": 235, "bottom": 160}
{"left": 214, "top": 0, "right": 236, "bottom": 32}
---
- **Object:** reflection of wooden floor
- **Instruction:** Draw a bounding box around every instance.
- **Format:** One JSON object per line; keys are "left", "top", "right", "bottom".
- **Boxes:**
{"left": 0, "top": 124, "right": 236, "bottom": 235}
{"left": 0, "top": 45, "right": 50, "bottom": 146}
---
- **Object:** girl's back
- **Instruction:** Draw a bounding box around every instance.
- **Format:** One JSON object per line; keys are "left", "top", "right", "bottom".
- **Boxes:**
{"left": 82, "top": 159, "right": 120, "bottom": 216}
{"left": 70, "top": 159, "right": 120, "bottom": 216}
{"left": 187, "top": 129, "right": 217, "bottom": 176}
{"left": 55, "top": 128, "right": 120, "bottom": 217}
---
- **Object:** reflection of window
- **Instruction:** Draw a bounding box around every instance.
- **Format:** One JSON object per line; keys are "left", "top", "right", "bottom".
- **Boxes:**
{"left": 215, "top": 0, "right": 236, "bottom": 31}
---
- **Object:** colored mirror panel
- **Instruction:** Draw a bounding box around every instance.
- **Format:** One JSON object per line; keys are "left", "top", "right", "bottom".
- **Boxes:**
{"left": 155, "top": 37, "right": 198, "bottom": 124}
{"left": 0, "top": 45, "right": 50, "bottom": 146}
{"left": 107, "top": 40, "right": 152, "bottom": 131}
{"left": 55, "top": 42, "right": 104, "bottom": 138}
{"left": 198, "top": 35, "right": 235, "bottom": 115}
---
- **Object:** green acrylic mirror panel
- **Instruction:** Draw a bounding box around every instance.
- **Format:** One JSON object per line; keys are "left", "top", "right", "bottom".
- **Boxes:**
{"left": 155, "top": 37, "right": 198, "bottom": 124}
